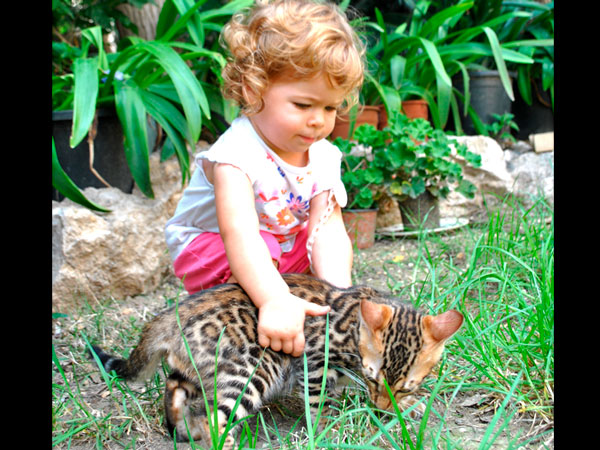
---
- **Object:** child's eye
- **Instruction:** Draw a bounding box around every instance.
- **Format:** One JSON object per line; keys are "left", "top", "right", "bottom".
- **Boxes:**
{"left": 294, "top": 102, "right": 310, "bottom": 109}
{"left": 325, "top": 106, "right": 337, "bottom": 112}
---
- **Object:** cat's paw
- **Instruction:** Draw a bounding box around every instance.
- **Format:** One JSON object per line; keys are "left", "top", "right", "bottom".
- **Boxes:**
{"left": 397, "top": 395, "right": 426, "bottom": 418}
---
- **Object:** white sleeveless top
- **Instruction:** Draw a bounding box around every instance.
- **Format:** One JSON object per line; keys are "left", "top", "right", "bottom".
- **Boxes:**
{"left": 164, "top": 116, "right": 347, "bottom": 261}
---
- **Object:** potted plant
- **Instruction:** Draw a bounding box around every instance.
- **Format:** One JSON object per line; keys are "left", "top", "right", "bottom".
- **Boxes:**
{"left": 52, "top": 0, "right": 252, "bottom": 210}
{"left": 333, "top": 136, "right": 384, "bottom": 249}
{"left": 362, "top": 0, "right": 540, "bottom": 136}
{"left": 503, "top": 1, "right": 554, "bottom": 138}
{"left": 437, "top": 0, "right": 553, "bottom": 135}
{"left": 333, "top": 1, "right": 483, "bottom": 137}
{"left": 344, "top": 110, "right": 482, "bottom": 230}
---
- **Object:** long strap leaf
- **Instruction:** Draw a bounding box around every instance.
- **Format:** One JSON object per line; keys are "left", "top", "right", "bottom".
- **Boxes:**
{"left": 169, "top": 0, "right": 208, "bottom": 46}
{"left": 115, "top": 80, "right": 154, "bottom": 199}
{"left": 70, "top": 57, "right": 99, "bottom": 148}
{"left": 417, "top": 37, "right": 452, "bottom": 127}
{"left": 419, "top": 1, "right": 474, "bottom": 39}
{"left": 52, "top": 138, "right": 111, "bottom": 212}
{"left": 81, "top": 26, "right": 108, "bottom": 71}
{"left": 138, "top": 41, "right": 209, "bottom": 142}
{"left": 139, "top": 89, "right": 191, "bottom": 184}
{"left": 482, "top": 26, "right": 514, "bottom": 101}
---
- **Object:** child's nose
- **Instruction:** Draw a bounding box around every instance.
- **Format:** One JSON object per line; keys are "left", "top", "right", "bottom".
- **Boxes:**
{"left": 307, "top": 110, "right": 325, "bottom": 128}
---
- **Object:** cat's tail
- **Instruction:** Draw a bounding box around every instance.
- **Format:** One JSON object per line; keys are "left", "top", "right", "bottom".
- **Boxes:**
{"left": 89, "top": 340, "right": 165, "bottom": 382}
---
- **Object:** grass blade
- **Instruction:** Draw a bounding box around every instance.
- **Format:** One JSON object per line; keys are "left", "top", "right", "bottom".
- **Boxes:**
{"left": 479, "top": 371, "right": 523, "bottom": 449}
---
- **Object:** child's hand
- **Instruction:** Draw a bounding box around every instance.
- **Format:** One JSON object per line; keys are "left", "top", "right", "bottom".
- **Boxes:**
{"left": 257, "top": 293, "right": 330, "bottom": 357}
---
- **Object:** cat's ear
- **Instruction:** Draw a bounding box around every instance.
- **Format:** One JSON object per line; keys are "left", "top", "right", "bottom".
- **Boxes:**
{"left": 360, "top": 300, "right": 393, "bottom": 334}
{"left": 422, "top": 310, "right": 463, "bottom": 343}
{"left": 358, "top": 300, "right": 393, "bottom": 374}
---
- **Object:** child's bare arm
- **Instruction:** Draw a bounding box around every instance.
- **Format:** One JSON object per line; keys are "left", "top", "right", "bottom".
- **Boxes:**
{"left": 308, "top": 190, "right": 353, "bottom": 287}
{"left": 213, "top": 163, "right": 329, "bottom": 356}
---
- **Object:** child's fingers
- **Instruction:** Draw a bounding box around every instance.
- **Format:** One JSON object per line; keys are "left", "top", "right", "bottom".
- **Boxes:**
{"left": 291, "top": 332, "right": 305, "bottom": 357}
{"left": 303, "top": 302, "right": 331, "bottom": 317}
{"left": 269, "top": 337, "right": 283, "bottom": 352}
{"left": 258, "top": 333, "right": 270, "bottom": 349}
{"left": 282, "top": 338, "right": 295, "bottom": 355}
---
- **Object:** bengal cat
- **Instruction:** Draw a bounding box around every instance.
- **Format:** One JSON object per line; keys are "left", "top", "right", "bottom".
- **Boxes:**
{"left": 91, "top": 274, "right": 463, "bottom": 448}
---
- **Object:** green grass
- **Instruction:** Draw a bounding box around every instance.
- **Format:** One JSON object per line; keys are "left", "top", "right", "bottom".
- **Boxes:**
{"left": 52, "top": 194, "right": 553, "bottom": 449}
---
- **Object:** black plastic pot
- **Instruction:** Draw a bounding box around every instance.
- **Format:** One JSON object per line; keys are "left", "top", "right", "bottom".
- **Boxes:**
{"left": 52, "top": 108, "right": 157, "bottom": 201}
{"left": 511, "top": 79, "right": 554, "bottom": 140}
{"left": 454, "top": 70, "right": 514, "bottom": 135}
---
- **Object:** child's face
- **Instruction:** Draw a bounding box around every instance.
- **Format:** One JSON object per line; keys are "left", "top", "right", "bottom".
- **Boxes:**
{"left": 249, "top": 72, "right": 346, "bottom": 166}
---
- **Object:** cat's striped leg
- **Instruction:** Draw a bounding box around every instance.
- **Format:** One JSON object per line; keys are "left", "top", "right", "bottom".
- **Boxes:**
{"left": 164, "top": 372, "right": 240, "bottom": 449}
{"left": 298, "top": 368, "right": 341, "bottom": 431}
{"left": 164, "top": 371, "right": 205, "bottom": 442}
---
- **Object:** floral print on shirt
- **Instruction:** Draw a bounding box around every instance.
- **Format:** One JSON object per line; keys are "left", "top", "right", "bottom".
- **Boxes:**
{"left": 251, "top": 151, "right": 317, "bottom": 252}
{"left": 286, "top": 192, "right": 309, "bottom": 214}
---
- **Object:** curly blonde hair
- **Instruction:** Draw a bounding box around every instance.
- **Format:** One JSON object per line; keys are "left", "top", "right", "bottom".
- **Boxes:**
{"left": 221, "top": 0, "right": 365, "bottom": 116}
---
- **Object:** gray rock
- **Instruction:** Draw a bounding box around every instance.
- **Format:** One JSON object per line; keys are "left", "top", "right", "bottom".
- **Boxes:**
{"left": 439, "top": 135, "right": 553, "bottom": 221}
{"left": 52, "top": 145, "right": 203, "bottom": 311}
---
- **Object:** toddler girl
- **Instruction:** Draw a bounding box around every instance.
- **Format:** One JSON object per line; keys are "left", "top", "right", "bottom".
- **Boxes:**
{"left": 165, "top": 0, "right": 365, "bottom": 357}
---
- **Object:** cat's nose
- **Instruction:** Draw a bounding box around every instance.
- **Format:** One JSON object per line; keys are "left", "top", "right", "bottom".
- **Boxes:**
{"left": 375, "top": 395, "right": 392, "bottom": 410}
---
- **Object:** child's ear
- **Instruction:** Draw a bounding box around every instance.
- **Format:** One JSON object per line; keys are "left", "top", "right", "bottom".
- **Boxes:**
{"left": 241, "top": 79, "right": 262, "bottom": 112}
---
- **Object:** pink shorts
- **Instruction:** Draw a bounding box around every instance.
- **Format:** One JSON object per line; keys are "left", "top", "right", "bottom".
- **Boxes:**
{"left": 173, "top": 228, "right": 310, "bottom": 294}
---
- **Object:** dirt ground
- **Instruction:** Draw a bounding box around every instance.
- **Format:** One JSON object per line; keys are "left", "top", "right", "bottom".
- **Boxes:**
{"left": 53, "top": 231, "right": 553, "bottom": 449}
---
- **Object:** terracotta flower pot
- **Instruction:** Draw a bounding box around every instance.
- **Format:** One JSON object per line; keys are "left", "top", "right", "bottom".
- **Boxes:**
{"left": 401, "top": 99, "right": 429, "bottom": 120}
{"left": 342, "top": 208, "right": 378, "bottom": 249}
{"left": 330, "top": 105, "right": 380, "bottom": 140}
{"left": 378, "top": 99, "right": 429, "bottom": 131}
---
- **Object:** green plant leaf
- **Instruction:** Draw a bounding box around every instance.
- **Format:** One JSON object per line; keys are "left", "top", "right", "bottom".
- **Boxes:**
{"left": 169, "top": 0, "right": 207, "bottom": 47}
{"left": 139, "top": 89, "right": 191, "bottom": 184}
{"left": 198, "top": 0, "right": 254, "bottom": 22}
{"left": 115, "top": 80, "right": 154, "bottom": 198}
{"left": 168, "top": 0, "right": 253, "bottom": 46}
{"left": 415, "top": 37, "right": 452, "bottom": 87}
{"left": 138, "top": 41, "right": 209, "bottom": 143}
{"left": 389, "top": 181, "right": 403, "bottom": 196}
{"left": 70, "top": 57, "right": 99, "bottom": 148}
{"left": 390, "top": 55, "right": 406, "bottom": 90}
{"left": 482, "top": 26, "right": 514, "bottom": 101}
{"left": 416, "top": 37, "right": 452, "bottom": 127}
{"left": 155, "top": 0, "right": 180, "bottom": 39}
{"left": 52, "top": 138, "right": 111, "bottom": 212}
{"left": 81, "top": 26, "right": 108, "bottom": 71}
{"left": 355, "top": 187, "right": 374, "bottom": 209}
{"left": 419, "top": 1, "right": 474, "bottom": 39}
{"left": 410, "top": 176, "right": 426, "bottom": 197}
{"left": 457, "top": 179, "right": 478, "bottom": 199}
{"left": 365, "top": 73, "right": 401, "bottom": 117}
{"left": 364, "top": 167, "right": 384, "bottom": 184}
